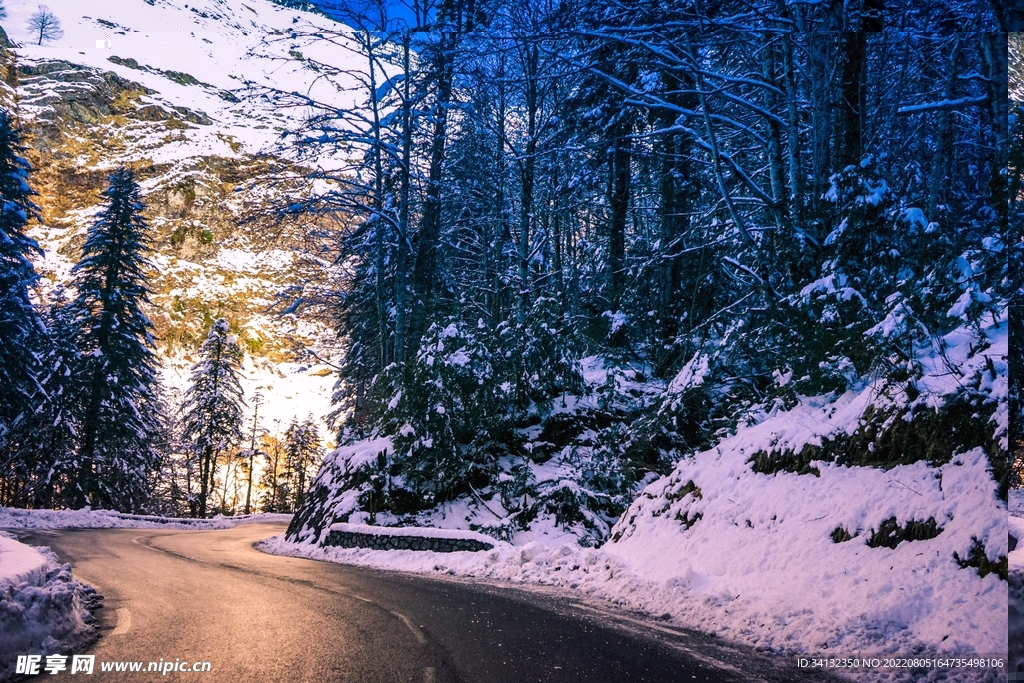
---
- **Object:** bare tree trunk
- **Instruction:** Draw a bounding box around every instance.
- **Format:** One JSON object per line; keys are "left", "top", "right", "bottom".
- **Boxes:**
{"left": 656, "top": 72, "right": 695, "bottom": 374}
{"left": 928, "top": 36, "right": 960, "bottom": 222}
{"left": 781, "top": 32, "right": 804, "bottom": 228}
{"left": 243, "top": 394, "right": 260, "bottom": 515}
{"left": 518, "top": 43, "right": 539, "bottom": 324}
{"left": 395, "top": 33, "right": 412, "bottom": 365}
{"left": 808, "top": 33, "right": 832, "bottom": 237}
{"left": 763, "top": 40, "right": 787, "bottom": 217}
{"left": 493, "top": 60, "right": 510, "bottom": 324}
{"left": 980, "top": 32, "right": 1008, "bottom": 214}
{"left": 608, "top": 117, "right": 630, "bottom": 311}
{"left": 836, "top": 31, "right": 867, "bottom": 171}
{"left": 408, "top": 31, "right": 455, "bottom": 353}
{"left": 365, "top": 30, "right": 390, "bottom": 370}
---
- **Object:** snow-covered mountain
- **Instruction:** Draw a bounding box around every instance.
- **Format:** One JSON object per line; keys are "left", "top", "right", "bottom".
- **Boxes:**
{"left": 1, "top": 0, "right": 362, "bottom": 433}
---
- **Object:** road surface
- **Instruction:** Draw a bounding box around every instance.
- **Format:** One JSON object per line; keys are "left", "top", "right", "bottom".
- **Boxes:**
{"left": 11, "top": 524, "right": 835, "bottom": 682}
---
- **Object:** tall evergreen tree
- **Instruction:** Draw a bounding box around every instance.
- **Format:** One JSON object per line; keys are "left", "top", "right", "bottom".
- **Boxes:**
{"left": 179, "top": 317, "right": 246, "bottom": 517}
{"left": 17, "top": 287, "right": 86, "bottom": 508}
{"left": 0, "top": 109, "right": 44, "bottom": 506}
{"left": 72, "top": 167, "right": 163, "bottom": 511}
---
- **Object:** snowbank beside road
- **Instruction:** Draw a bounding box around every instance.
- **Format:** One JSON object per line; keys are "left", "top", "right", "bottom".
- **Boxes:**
{"left": 0, "top": 533, "right": 49, "bottom": 587}
{"left": 261, "top": 442, "right": 1005, "bottom": 667}
{"left": 0, "top": 507, "right": 292, "bottom": 530}
{"left": 0, "top": 535, "right": 99, "bottom": 682}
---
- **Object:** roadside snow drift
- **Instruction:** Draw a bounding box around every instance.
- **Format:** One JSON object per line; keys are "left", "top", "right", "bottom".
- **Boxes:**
{"left": 0, "top": 534, "right": 98, "bottom": 681}
{"left": 0, "top": 507, "right": 292, "bottom": 530}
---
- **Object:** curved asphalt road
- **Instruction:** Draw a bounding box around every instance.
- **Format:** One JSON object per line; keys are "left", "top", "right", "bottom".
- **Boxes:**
{"left": 11, "top": 524, "right": 836, "bottom": 683}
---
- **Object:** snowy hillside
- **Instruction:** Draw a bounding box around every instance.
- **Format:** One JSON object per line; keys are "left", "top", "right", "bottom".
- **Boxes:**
{"left": 1, "top": 0, "right": 362, "bottom": 432}
{"left": 271, "top": 313, "right": 1008, "bottom": 668}
{"left": 603, "top": 316, "right": 1006, "bottom": 658}
{"left": 5, "top": 0, "right": 358, "bottom": 158}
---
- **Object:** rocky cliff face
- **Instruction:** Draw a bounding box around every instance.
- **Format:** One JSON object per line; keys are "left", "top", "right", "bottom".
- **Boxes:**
{"left": 1, "top": 0, "right": 357, "bottom": 428}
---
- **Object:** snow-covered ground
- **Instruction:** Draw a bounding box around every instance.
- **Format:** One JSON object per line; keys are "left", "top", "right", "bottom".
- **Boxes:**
{"left": 0, "top": 533, "right": 98, "bottom": 681}
{"left": 0, "top": 507, "right": 292, "bottom": 530}
{"left": 263, "top": 315, "right": 1008, "bottom": 681}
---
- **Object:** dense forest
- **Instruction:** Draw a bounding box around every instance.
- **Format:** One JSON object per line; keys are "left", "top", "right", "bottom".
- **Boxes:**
{"left": 284, "top": 0, "right": 1012, "bottom": 536}
{"left": 0, "top": 0, "right": 1015, "bottom": 528}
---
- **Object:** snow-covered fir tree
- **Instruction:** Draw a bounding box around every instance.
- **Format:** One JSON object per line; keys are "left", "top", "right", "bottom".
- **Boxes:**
{"left": 179, "top": 317, "right": 246, "bottom": 518}
{"left": 15, "top": 287, "right": 86, "bottom": 508}
{"left": 0, "top": 109, "right": 46, "bottom": 507}
{"left": 71, "top": 167, "right": 164, "bottom": 512}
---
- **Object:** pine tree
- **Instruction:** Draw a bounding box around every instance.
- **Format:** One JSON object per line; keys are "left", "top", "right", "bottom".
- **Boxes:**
{"left": 72, "top": 167, "right": 163, "bottom": 511}
{"left": 179, "top": 318, "right": 246, "bottom": 517}
{"left": 0, "top": 109, "right": 44, "bottom": 506}
{"left": 17, "top": 288, "right": 86, "bottom": 507}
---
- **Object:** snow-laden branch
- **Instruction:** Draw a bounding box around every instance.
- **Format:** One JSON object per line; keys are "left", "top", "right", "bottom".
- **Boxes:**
{"left": 897, "top": 95, "right": 988, "bottom": 115}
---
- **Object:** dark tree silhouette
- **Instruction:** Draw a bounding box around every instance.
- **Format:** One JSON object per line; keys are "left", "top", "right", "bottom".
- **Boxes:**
{"left": 0, "top": 109, "right": 43, "bottom": 506}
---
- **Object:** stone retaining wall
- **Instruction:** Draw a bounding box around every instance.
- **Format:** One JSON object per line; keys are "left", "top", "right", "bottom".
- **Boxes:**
{"left": 323, "top": 529, "right": 493, "bottom": 553}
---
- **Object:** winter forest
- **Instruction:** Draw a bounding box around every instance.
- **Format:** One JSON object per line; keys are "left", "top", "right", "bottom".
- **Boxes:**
{"left": 0, "top": 153, "right": 323, "bottom": 515}
{"left": 0, "top": 0, "right": 1015, "bottom": 547}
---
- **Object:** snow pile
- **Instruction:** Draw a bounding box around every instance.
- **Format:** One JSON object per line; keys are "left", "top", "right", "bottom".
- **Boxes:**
{"left": 0, "top": 533, "right": 49, "bottom": 586}
{"left": 265, "top": 317, "right": 1007, "bottom": 670}
{"left": 0, "top": 535, "right": 99, "bottom": 681}
{"left": 0, "top": 507, "right": 292, "bottom": 529}
{"left": 606, "top": 448, "right": 1002, "bottom": 657}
